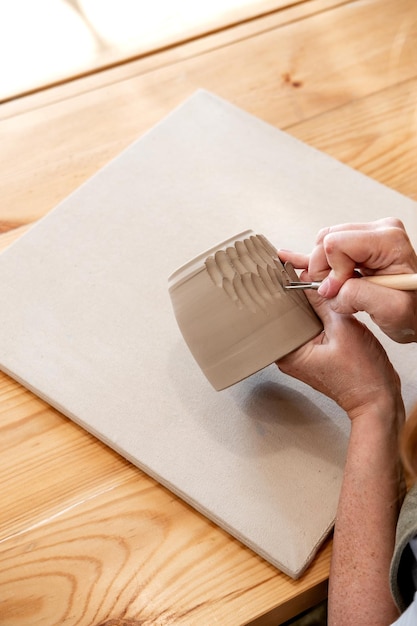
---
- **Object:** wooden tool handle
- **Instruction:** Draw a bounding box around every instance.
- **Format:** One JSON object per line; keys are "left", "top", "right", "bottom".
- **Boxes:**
{"left": 363, "top": 274, "right": 417, "bottom": 290}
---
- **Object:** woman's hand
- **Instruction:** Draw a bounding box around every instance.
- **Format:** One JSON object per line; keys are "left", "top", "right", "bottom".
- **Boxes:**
{"left": 279, "top": 218, "right": 417, "bottom": 343}
{"left": 276, "top": 286, "right": 403, "bottom": 420}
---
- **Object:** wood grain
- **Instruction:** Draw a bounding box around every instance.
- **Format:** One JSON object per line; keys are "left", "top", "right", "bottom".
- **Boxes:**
{"left": 0, "top": 465, "right": 330, "bottom": 624}
{"left": 288, "top": 76, "right": 417, "bottom": 200}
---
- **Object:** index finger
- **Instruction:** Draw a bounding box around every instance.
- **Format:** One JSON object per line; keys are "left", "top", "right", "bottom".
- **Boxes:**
{"left": 309, "top": 220, "right": 416, "bottom": 286}
{"left": 315, "top": 217, "right": 405, "bottom": 245}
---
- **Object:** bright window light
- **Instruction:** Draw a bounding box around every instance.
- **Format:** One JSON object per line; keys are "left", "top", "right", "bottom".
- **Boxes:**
{"left": 0, "top": 0, "right": 97, "bottom": 99}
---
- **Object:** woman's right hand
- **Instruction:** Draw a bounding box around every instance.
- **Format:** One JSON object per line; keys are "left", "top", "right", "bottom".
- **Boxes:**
{"left": 279, "top": 218, "right": 417, "bottom": 343}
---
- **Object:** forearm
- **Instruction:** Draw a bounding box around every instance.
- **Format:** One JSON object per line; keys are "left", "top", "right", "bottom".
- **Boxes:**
{"left": 328, "top": 399, "right": 406, "bottom": 625}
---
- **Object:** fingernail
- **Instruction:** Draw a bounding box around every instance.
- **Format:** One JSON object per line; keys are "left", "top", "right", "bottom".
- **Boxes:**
{"left": 318, "top": 279, "right": 330, "bottom": 297}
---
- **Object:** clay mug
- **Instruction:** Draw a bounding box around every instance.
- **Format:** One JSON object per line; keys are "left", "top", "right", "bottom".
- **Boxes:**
{"left": 168, "top": 230, "right": 323, "bottom": 390}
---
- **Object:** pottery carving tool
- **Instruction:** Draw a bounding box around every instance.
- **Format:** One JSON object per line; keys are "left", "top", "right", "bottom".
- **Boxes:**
{"left": 285, "top": 273, "right": 417, "bottom": 291}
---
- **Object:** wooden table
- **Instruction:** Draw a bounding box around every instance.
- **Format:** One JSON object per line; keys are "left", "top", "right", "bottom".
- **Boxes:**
{"left": 1, "top": 0, "right": 417, "bottom": 623}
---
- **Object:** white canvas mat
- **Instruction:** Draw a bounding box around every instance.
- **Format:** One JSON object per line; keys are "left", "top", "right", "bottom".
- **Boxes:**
{"left": 1, "top": 91, "right": 417, "bottom": 578}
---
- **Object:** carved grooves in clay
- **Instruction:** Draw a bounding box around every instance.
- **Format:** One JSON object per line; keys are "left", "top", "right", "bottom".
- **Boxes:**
{"left": 205, "top": 234, "right": 287, "bottom": 313}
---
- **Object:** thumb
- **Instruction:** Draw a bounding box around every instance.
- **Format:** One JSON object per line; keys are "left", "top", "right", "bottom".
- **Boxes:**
{"left": 328, "top": 278, "right": 417, "bottom": 343}
{"left": 301, "top": 283, "right": 338, "bottom": 328}
{"left": 330, "top": 278, "right": 386, "bottom": 316}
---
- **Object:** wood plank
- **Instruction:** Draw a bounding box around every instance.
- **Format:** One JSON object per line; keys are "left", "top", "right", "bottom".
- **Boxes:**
{"left": 0, "top": 0, "right": 348, "bottom": 118}
{"left": 0, "top": 0, "right": 304, "bottom": 102}
{"left": 0, "top": 376, "right": 136, "bottom": 540}
{"left": 288, "top": 76, "right": 417, "bottom": 200}
{"left": 1, "top": 0, "right": 417, "bottom": 231}
{"left": 0, "top": 454, "right": 331, "bottom": 625}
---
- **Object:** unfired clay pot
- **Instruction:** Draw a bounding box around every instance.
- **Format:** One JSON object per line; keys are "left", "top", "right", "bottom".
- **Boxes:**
{"left": 168, "top": 230, "right": 323, "bottom": 390}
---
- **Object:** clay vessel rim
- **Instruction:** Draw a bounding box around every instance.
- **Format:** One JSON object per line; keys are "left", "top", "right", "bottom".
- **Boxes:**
{"left": 168, "top": 229, "right": 254, "bottom": 291}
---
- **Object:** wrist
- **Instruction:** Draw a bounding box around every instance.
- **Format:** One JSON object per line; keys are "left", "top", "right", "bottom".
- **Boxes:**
{"left": 347, "top": 395, "right": 405, "bottom": 483}
{"left": 347, "top": 388, "right": 405, "bottom": 427}
{"left": 347, "top": 393, "right": 405, "bottom": 455}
